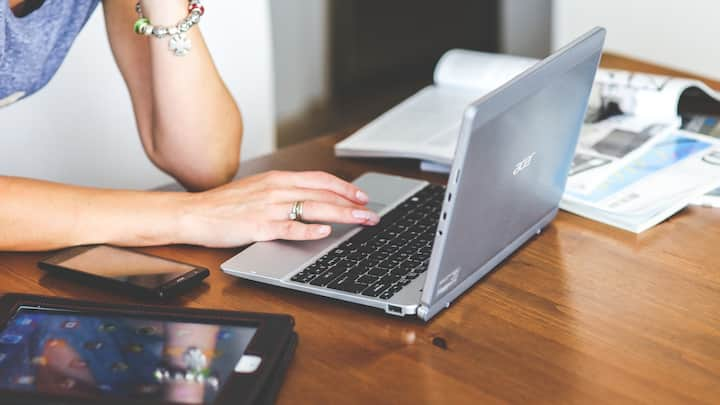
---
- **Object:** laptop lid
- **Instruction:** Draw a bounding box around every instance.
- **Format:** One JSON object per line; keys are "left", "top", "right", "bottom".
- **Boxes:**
{"left": 419, "top": 28, "right": 606, "bottom": 319}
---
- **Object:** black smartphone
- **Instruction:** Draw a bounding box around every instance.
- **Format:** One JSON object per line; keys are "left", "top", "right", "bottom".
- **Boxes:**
{"left": 38, "top": 245, "right": 210, "bottom": 298}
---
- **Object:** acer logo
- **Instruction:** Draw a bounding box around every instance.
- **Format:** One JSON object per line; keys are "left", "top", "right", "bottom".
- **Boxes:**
{"left": 513, "top": 152, "right": 536, "bottom": 176}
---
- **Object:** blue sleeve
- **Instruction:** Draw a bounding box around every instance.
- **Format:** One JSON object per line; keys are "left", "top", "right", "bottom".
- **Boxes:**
{"left": 0, "top": 5, "right": 6, "bottom": 62}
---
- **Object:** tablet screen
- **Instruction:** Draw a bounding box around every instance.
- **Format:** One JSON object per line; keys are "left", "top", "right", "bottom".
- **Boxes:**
{"left": 0, "top": 307, "right": 257, "bottom": 404}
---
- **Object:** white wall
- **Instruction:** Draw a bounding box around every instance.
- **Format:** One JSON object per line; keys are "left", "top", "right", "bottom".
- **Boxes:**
{"left": 553, "top": 0, "right": 720, "bottom": 80}
{"left": 501, "top": 0, "right": 552, "bottom": 58}
{"left": 269, "top": 0, "right": 329, "bottom": 124}
{"left": 0, "top": 1, "right": 276, "bottom": 190}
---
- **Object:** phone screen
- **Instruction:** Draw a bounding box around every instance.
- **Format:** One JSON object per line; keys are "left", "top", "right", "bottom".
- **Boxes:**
{"left": 0, "top": 306, "right": 257, "bottom": 403}
{"left": 55, "top": 246, "right": 197, "bottom": 290}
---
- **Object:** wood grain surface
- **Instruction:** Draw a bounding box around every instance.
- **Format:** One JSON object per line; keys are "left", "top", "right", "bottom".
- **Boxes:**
{"left": 1, "top": 54, "right": 718, "bottom": 404}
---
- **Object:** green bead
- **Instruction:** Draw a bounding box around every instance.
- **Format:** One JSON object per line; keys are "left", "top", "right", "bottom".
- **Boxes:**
{"left": 133, "top": 18, "right": 150, "bottom": 34}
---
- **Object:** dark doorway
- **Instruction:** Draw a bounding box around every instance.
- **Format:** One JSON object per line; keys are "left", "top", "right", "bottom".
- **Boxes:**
{"left": 330, "top": 0, "right": 500, "bottom": 101}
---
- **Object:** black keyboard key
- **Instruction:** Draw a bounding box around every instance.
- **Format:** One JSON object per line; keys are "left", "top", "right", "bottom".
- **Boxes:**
{"left": 344, "top": 265, "right": 366, "bottom": 280}
{"left": 304, "top": 265, "right": 326, "bottom": 275}
{"left": 379, "top": 274, "right": 401, "bottom": 284}
{"left": 384, "top": 258, "right": 403, "bottom": 268}
{"left": 357, "top": 275, "right": 379, "bottom": 285}
{"left": 327, "top": 276, "right": 369, "bottom": 294}
{"left": 368, "top": 267, "right": 390, "bottom": 277}
{"left": 291, "top": 272, "right": 314, "bottom": 283}
{"left": 390, "top": 267, "right": 412, "bottom": 277}
{"left": 404, "top": 258, "right": 423, "bottom": 268}
{"left": 346, "top": 251, "right": 368, "bottom": 262}
{"left": 361, "top": 282, "right": 392, "bottom": 297}
{"left": 399, "top": 260, "right": 420, "bottom": 271}
{"left": 357, "top": 244, "right": 377, "bottom": 254}
{"left": 378, "top": 291, "right": 396, "bottom": 300}
{"left": 309, "top": 266, "right": 345, "bottom": 287}
{"left": 357, "top": 259, "right": 380, "bottom": 269}
{"left": 369, "top": 252, "right": 391, "bottom": 262}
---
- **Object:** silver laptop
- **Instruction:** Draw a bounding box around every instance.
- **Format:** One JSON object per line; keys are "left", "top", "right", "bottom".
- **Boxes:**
{"left": 222, "top": 28, "right": 606, "bottom": 321}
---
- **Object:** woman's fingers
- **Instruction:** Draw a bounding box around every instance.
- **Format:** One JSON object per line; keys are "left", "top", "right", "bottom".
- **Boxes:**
{"left": 260, "top": 188, "right": 360, "bottom": 209}
{"left": 259, "top": 221, "right": 333, "bottom": 241}
{"left": 263, "top": 171, "right": 369, "bottom": 205}
{"left": 266, "top": 201, "right": 380, "bottom": 225}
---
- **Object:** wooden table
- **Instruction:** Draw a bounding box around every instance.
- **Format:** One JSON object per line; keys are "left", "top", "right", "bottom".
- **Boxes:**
{"left": 2, "top": 54, "right": 719, "bottom": 404}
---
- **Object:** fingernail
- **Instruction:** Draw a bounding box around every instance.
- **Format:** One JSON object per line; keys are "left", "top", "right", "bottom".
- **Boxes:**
{"left": 317, "top": 225, "right": 331, "bottom": 236}
{"left": 356, "top": 190, "right": 369, "bottom": 203}
{"left": 353, "top": 210, "right": 380, "bottom": 224}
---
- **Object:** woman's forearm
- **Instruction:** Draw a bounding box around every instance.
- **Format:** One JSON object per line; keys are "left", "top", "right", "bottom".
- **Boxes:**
{"left": 0, "top": 176, "right": 184, "bottom": 252}
{"left": 104, "top": 0, "right": 243, "bottom": 192}
{"left": 141, "top": 1, "right": 242, "bottom": 190}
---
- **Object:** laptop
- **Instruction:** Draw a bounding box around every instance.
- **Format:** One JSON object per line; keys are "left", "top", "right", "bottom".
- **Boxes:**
{"left": 222, "top": 28, "right": 606, "bottom": 321}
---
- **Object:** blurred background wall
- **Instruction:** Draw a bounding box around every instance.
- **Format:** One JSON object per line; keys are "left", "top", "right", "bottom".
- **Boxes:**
{"left": 553, "top": 0, "right": 720, "bottom": 81}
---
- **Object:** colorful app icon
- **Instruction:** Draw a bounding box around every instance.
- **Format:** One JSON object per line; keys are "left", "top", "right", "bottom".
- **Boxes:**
{"left": 126, "top": 343, "right": 144, "bottom": 353}
{"left": 0, "top": 334, "right": 23, "bottom": 344}
{"left": 47, "top": 339, "right": 66, "bottom": 348}
{"left": 98, "top": 323, "right": 118, "bottom": 333}
{"left": 62, "top": 321, "right": 79, "bottom": 329}
{"left": 15, "top": 376, "right": 34, "bottom": 385}
{"left": 137, "top": 326, "right": 158, "bottom": 336}
{"left": 111, "top": 362, "right": 128, "bottom": 373}
{"left": 15, "top": 317, "right": 33, "bottom": 326}
{"left": 83, "top": 341, "right": 104, "bottom": 351}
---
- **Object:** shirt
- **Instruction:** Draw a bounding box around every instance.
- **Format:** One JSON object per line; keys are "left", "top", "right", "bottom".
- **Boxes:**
{"left": 0, "top": 0, "right": 100, "bottom": 107}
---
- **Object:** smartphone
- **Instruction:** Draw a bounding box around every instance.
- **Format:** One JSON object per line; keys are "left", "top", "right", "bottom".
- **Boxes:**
{"left": 38, "top": 245, "right": 210, "bottom": 298}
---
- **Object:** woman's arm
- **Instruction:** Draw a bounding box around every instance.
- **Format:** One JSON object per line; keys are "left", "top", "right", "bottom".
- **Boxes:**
{"left": 0, "top": 171, "right": 379, "bottom": 252}
{"left": 102, "top": 0, "right": 243, "bottom": 191}
{"left": 0, "top": 176, "right": 179, "bottom": 251}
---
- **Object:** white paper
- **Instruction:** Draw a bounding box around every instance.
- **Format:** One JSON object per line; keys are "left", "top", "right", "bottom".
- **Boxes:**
{"left": 562, "top": 130, "right": 720, "bottom": 232}
{"left": 434, "top": 50, "right": 538, "bottom": 91}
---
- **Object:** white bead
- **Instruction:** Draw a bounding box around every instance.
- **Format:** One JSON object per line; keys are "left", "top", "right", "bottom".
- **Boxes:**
{"left": 169, "top": 34, "right": 192, "bottom": 57}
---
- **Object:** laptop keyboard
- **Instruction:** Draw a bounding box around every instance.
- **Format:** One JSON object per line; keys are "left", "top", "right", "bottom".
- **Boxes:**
{"left": 290, "top": 184, "right": 445, "bottom": 301}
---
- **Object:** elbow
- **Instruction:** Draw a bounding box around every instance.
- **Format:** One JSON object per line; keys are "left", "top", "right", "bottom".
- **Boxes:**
{"left": 151, "top": 139, "right": 242, "bottom": 191}
{"left": 165, "top": 149, "right": 240, "bottom": 192}
{"left": 183, "top": 156, "right": 239, "bottom": 191}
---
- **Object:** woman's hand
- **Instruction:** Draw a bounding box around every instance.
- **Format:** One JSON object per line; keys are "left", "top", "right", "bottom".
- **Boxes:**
{"left": 175, "top": 171, "right": 380, "bottom": 247}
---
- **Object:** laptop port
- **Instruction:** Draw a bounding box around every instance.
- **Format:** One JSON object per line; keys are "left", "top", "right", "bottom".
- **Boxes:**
{"left": 387, "top": 305, "right": 403, "bottom": 315}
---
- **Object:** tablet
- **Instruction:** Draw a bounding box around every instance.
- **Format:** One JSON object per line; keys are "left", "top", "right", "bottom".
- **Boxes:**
{"left": 0, "top": 294, "right": 297, "bottom": 405}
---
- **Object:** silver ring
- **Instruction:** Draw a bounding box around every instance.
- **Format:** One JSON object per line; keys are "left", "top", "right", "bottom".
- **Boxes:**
{"left": 289, "top": 201, "right": 304, "bottom": 222}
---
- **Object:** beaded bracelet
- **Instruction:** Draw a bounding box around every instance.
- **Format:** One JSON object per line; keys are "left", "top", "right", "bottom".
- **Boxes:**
{"left": 133, "top": 0, "right": 205, "bottom": 57}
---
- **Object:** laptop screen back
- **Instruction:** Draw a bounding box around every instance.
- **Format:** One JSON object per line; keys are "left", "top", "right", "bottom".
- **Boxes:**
{"left": 421, "top": 28, "right": 606, "bottom": 311}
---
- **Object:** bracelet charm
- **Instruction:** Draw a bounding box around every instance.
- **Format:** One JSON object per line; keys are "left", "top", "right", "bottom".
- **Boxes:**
{"left": 134, "top": 0, "right": 204, "bottom": 57}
